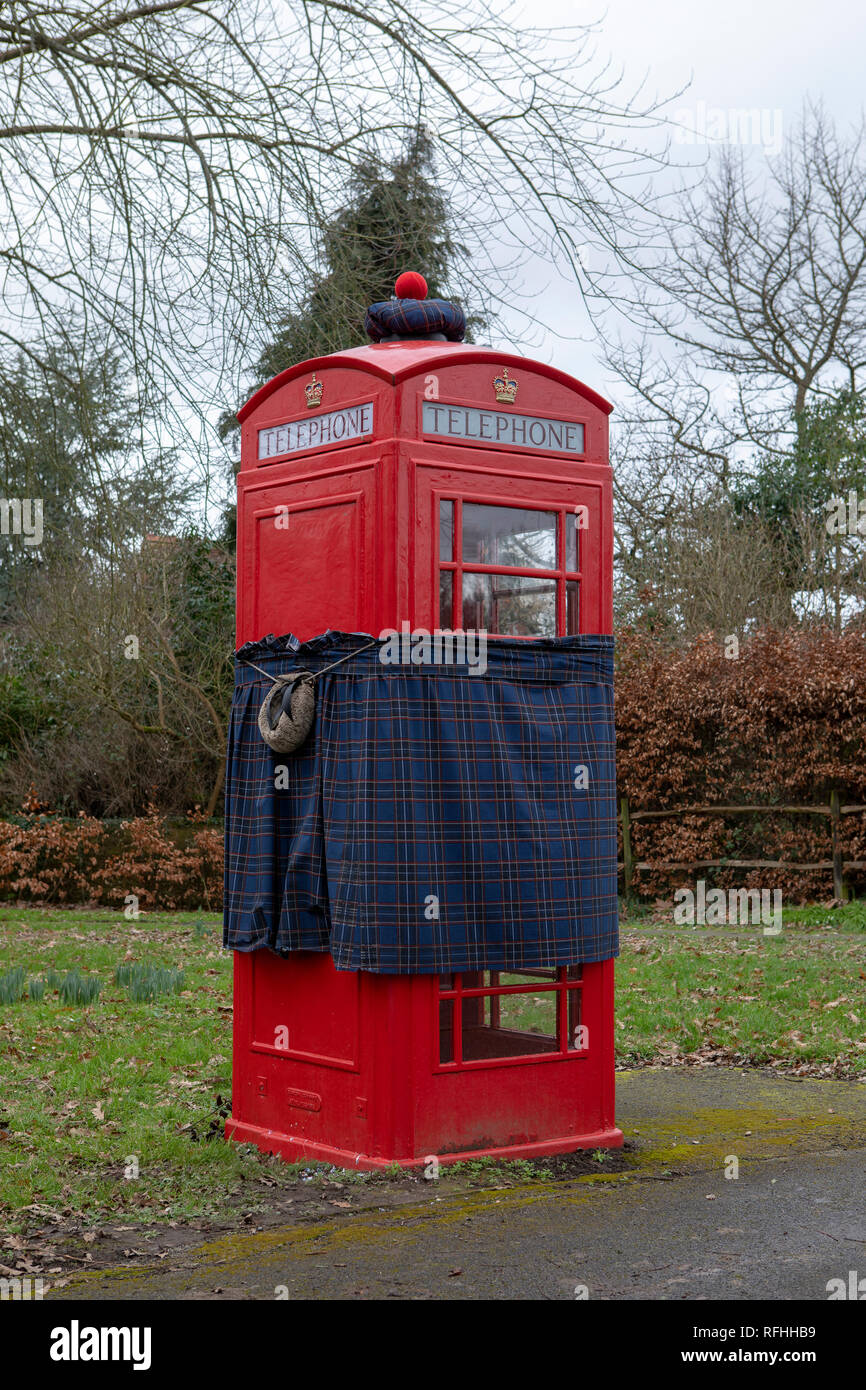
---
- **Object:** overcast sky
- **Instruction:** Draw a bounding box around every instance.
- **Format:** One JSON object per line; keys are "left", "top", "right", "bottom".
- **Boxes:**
{"left": 502, "top": 0, "right": 866, "bottom": 403}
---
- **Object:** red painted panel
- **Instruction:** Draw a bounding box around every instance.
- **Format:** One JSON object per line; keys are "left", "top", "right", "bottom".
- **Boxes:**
{"left": 251, "top": 494, "right": 361, "bottom": 640}
{"left": 238, "top": 343, "right": 612, "bottom": 428}
{"left": 251, "top": 952, "right": 360, "bottom": 1069}
{"left": 411, "top": 962, "right": 615, "bottom": 1157}
{"left": 399, "top": 365, "right": 609, "bottom": 467}
{"left": 239, "top": 366, "right": 393, "bottom": 469}
{"left": 236, "top": 463, "right": 379, "bottom": 644}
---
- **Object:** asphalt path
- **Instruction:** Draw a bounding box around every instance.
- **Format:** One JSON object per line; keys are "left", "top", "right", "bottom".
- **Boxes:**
{"left": 50, "top": 1069, "right": 866, "bottom": 1301}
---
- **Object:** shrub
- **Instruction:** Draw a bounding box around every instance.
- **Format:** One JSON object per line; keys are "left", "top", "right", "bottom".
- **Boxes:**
{"left": 616, "top": 626, "right": 866, "bottom": 900}
{"left": 0, "top": 813, "right": 105, "bottom": 902}
{"left": 0, "top": 807, "right": 222, "bottom": 910}
{"left": 2, "top": 626, "right": 865, "bottom": 910}
{"left": 95, "top": 809, "right": 222, "bottom": 912}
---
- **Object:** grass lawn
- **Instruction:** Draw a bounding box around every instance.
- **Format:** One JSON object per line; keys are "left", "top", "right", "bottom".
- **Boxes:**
{"left": 0, "top": 908, "right": 238, "bottom": 1231}
{"left": 0, "top": 903, "right": 864, "bottom": 1235}
{"left": 616, "top": 903, "right": 866, "bottom": 1069}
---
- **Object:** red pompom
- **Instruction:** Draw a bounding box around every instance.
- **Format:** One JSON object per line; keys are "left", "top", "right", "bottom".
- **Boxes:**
{"left": 394, "top": 271, "right": 428, "bottom": 300}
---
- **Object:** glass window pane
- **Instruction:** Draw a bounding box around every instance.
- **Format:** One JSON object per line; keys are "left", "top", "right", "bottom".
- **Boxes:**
{"left": 566, "top": 512, "right": 580, "bottom": 572}
{"left": 567, "top": 988, "right": 585, "bottom": 1051}
{"left": 462, "top": 991, "right": 558, "bottom": 1059}
{"left": 439, "top": 998, "right": 455, "bottom": 1063}
{"left": 439, "top": 569, "right": 453, "bottom": 627}
{"left": 439, "top": 499, "right": 454, "bottom": 562}
{"left": 462, "top": 572, "right": 556, "bottom": 636}
{"left": 566, "top": 580, "right": 579, "bottom": 635}
{"left": 462, "top": 503, "right": 556, "bottom": 569}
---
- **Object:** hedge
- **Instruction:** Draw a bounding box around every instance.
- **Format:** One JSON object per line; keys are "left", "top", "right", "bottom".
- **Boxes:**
{"left": 2, "top": 627, "right": 864, "bottom": 909}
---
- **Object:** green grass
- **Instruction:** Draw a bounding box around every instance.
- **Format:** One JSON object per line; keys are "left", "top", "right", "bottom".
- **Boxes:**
{"left": 0, "top": 902, "right": 864, "bottom": 1232}
{"left": 616, "top": 901, "right": 866, "bottom": 1068}
{"left": 442, "top": 1155, "right": 553, "bottom": 1183}
{"left": 482, "top": 904, "right": 865, "bottom": 1063}
{"left": 0, "top": 907, "right": 245, "bottom": 1229}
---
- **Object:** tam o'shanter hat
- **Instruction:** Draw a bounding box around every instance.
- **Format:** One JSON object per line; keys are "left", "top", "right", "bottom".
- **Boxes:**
{"left": 364, "top": 270, "right": 466, "bottom": 343}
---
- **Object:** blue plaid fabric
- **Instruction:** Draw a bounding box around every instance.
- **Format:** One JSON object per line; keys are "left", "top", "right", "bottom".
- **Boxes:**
{"left": 223, "top": 631, "right": 618, "bottom": 973}
{"left": 364, "top": 298, "right": 466, "bottom": 342}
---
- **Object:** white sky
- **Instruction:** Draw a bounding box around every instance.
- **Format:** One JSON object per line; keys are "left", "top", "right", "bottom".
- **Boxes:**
{"left": 499, "top": 0, "right": 866, "bottom": 404}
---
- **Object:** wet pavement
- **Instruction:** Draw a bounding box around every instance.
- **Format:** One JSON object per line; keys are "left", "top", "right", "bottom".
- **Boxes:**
{"left": 49, "top": 1068, "right": 866, "bottom": 1300}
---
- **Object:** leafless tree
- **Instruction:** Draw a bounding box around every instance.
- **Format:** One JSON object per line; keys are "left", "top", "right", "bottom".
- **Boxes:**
{"left": 609, "top": 401, "right": 782, "bottom": 637}
{"left": 0, "top": 0, "right": 670, "bottom": 506}
{"left": 4, "top": 532, "right": 235, "bottom": 816}
{"left": 602, "top": 103, "right": 866, "bottom": 633}
{"left": 602, "top": 104, "right": 866, "bottom": 470}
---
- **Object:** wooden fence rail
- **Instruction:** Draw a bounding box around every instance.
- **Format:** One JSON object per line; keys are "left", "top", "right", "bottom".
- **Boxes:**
{"left": 619, "top": 792, "right": 866, "bottom": 903}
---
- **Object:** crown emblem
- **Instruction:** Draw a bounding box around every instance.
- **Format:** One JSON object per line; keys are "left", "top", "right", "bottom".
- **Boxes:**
{"left": 304, "top": 373, "right": 324, "bottom": 409}
{"left": 493, "top": 367, "right": 518, "bottom": 404}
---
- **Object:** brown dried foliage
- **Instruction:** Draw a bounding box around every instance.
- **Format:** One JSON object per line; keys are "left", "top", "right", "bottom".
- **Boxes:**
{"left": 615, "top": 626, "right": 866, "bottom": 900}
{"left": 0, "top": 807, "right": 222, "bottom": 910}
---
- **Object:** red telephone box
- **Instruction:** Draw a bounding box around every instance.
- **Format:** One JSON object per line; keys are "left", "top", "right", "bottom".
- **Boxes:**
{"left": 227, "top": 330, "right": 622, "bottom": 1168}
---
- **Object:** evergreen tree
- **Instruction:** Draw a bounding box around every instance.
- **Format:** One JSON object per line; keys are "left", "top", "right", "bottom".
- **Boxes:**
{"left": 730, "top": 389, "right": 866, "bottom": 625}
{"left": 219, "top": 128, "right": 482, "bottom": 480}
{"left": 0, "top": 339, "right": 191, "bottom": 618}
{"left": 252, "top": 129, "right": 478, "bottom": 382}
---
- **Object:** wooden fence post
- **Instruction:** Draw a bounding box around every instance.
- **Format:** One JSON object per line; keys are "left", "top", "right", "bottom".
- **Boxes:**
{"left": 830, "top": 789, "right": 848, "bottom": 902}
{"left": 620, "top": 795, "right": 633, "bottom": 904}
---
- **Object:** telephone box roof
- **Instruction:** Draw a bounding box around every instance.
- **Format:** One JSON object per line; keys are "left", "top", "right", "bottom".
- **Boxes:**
{"left": 237, "top": 340, "right": 613, "bottom": 422}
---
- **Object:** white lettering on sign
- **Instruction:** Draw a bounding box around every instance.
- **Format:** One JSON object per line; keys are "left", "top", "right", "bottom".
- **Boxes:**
{"left": 422, "top": 401, "right": 584, "bottom": 455}
{"left": 258, "top": 401, "right": 374, "bottom": 459}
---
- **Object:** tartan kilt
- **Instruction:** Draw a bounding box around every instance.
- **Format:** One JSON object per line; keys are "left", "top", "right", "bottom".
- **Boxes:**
{"left": 223, "top": 631, "right": 618, "bottom": 973}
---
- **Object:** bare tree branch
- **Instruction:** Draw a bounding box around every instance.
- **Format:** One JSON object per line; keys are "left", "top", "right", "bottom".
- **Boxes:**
{"left": 0, "top": 0, "right": 671, "bottom": 515}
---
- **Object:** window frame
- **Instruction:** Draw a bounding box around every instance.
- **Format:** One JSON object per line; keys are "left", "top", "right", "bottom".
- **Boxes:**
{"left": 434, "top": 493, "right": 588, "bottom": 1071}
{"left": 438, "top": 495, "right": 582, "bottom": 636}
{"left": 437, "top": 966, "right": 586, "bottom": 1071}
